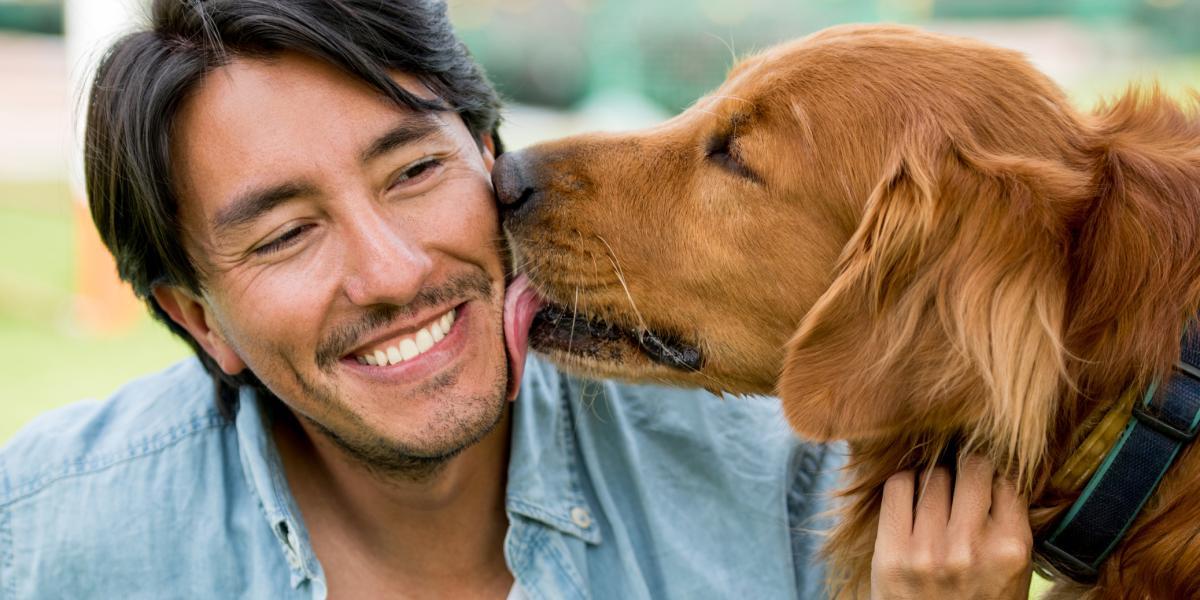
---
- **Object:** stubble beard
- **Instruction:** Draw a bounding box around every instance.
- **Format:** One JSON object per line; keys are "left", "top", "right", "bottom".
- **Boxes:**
{"left": 287, "top": 269, "right": 511, "bottom": 482}
{"left": 296, "top": 363, "right": 508, "bottom": 483}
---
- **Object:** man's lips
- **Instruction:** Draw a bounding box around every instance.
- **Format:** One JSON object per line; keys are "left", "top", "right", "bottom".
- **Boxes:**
{"left": 503, "top": 274, "right": 544, "bottom": 401}
{"left": 343, "top": 305, "right": 460, "bottom": 366}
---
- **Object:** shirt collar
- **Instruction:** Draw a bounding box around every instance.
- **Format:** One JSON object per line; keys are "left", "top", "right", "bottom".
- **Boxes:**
{"left": 234, "top": 387, "right": 325, "bottom": 590}
{"left": 505, "top": 356, "right": 602, "bottom": 545}
{"left": 231, "top": 354, "right": 601, "bottom": 591}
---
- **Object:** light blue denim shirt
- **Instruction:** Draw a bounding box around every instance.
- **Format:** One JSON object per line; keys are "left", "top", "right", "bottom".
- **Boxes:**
{"left": 1, "top": 355, "right": 843, "bottom": 599}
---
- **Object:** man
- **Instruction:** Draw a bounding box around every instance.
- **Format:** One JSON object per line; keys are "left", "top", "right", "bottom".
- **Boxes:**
{"left": 0, "top": 1, "right": 1032, "bottom": 598}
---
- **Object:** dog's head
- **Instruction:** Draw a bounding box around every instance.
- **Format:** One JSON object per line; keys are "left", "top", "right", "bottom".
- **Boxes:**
{"left": 498, "top": 25, "right": 1200, "bottom": 477}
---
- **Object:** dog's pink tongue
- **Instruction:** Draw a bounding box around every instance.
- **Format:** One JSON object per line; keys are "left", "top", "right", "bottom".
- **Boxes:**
{"left": 503, "top": 274, "right": 543, "bottom": 402}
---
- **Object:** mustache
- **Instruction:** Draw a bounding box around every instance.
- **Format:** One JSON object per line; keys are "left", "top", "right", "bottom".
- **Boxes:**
{"left": 314, "top": 271, "right": 495, "bottom": 370}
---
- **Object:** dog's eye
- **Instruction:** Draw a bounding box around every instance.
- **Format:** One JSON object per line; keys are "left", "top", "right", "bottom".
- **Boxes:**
{"left": 705, "top": 133, "right": 761, "bottom": 184}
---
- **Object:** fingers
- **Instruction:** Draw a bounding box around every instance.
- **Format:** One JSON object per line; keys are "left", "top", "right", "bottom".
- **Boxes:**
{"left": 912, "top": 466, "right": 952, "bottom": 541}
{"left": 879, "top": 469, "right": 916, "bottom": 537}
{"left": 948, "top": 454, "right": 993, "bottom": 532}
{"left": 986, "top": 472, "right": 1035, "bottom": 596}
{"left": 872, "top": 455, "right": 1035, "bottom": 600}
{"left": 873, "top": 470, "right": 916, "bottom": 598}
{"left": 989, "top": 473, "right": 1031, "bottom": 531}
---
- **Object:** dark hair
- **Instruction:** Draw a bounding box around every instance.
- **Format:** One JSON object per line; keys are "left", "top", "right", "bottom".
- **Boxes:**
{"left": 85, "top": 0, "right": 503, "bottom": 417}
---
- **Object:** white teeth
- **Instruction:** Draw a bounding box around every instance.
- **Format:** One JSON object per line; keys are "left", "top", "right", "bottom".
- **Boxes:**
{"left": 416, "top": 329, "right": 434, "bottom": 352}
{"left": 355, "top": 307, "right": 457, "bottom": 365}
{"left": 400, "top": 338, "right": 419, "bottom": 360}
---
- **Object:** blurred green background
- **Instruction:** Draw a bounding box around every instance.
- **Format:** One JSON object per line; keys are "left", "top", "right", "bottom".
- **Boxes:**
{"left": 0, "top": 2, "right": 1197, "bottom": 594}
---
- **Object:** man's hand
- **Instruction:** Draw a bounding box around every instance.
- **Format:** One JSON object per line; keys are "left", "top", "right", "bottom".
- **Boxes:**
{"left": 871, "top": 454, "right": 1033, "bottom": 600}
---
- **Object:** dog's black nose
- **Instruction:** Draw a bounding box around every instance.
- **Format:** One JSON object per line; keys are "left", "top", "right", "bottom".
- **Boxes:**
{"left": 492, "top": 151, "right": 536, "bottom": 215}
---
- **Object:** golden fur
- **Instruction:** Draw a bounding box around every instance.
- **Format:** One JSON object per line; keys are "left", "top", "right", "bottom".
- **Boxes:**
{"left": 499, "top": 25, "right": 1200, "bottom": 598}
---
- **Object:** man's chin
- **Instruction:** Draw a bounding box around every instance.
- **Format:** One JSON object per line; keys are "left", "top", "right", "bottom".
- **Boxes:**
{"left": 301, "top": 376, "right": 509, "bottom": 481}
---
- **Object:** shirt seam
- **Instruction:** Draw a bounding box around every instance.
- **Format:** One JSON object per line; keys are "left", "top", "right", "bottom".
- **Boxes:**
{"left": 788, "top": 442, "right": 833, "bottom": 599}
{"left": 507, "top": 519, "right": 541, "bottom": 597}
{"left": 502, "top": 375, "right": 601, "bottom": 544}
{"left": 541, "top": 534, "right": 588, "bottom": 600}
{"left": 555, "top": 376, "right": 603, "bottom": 545}
{"left": 234, "top": 393, "right": 318, "bottom": 586}
{"left": 786, "top": 443, "right": 810, "bottom": 599}
{"left": 0, "top": 411, "right": 227, "bottom": 506}
{"left": 509, "top": 520, "right": 587, "bottom": 600}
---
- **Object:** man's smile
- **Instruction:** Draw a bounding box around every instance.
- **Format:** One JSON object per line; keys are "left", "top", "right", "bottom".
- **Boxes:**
{"left": 349, "top": 305, "right": 458, "bottom": 366}
{"left": 337, "top": 300, "right": 487, "bottom": 385}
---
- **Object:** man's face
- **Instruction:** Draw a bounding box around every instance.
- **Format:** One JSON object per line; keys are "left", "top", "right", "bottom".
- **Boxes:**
{"left": 166, "top": 52, "right": 508, "bottom": 465}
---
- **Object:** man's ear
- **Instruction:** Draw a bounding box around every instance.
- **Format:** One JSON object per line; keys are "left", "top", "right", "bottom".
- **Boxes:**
{"left": 152, "top": 285, "right": 246, "bottom": 376}
{"left": 778, "top": 140, "right": 1079, "bottom": 477}
{"left": 481, "top": 133, "right": 496, "bottom": 171}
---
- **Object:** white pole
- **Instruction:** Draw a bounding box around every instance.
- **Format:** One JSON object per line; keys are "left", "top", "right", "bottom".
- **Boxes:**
{"left": 65, "top": 0, "right": 146, "bottom": 191}
{"left": 64, "top": 0, "right": 146, "bottom": 333}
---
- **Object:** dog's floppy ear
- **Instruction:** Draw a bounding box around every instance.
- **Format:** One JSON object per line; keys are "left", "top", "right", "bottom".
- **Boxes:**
{"left": 779, "top": 135, "right": 1084, "bottom": 475}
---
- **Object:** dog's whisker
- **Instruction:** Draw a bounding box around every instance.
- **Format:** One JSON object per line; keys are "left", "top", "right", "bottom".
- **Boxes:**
{"left": 569, "top": 284, "right": 580, "bottom": 356}
{"left": 690, "top": 107, "right": 722, "bottom": 120}
{"left": 706, "top": 93, "right": 754, "bottom": 106}
{"left": 704, "top": 32, "right": 740, "bottom": 69}
{"left": 580, "top": 231, "right": 606, "bottom": 283}
{"left": 578, "top": 379, "right": 607, "bottom": 422}
{"left": 585, "top": 235, "right": 720, "bottom": 387}
{"left": 595, "top": 234, "right": 649, "bottom": 336}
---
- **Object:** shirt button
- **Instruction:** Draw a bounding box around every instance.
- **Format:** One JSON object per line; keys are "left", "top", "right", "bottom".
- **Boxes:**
{"left": 570, "top": 506, "right": 593, "bottom": 529}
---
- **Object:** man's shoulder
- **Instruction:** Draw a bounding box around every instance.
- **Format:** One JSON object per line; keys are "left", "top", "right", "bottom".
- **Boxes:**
{"left": 0, "top": 358, "right": 226, "bottom": 505}
{"left": 0, "top": 360, "right": 290, "bottom": 597}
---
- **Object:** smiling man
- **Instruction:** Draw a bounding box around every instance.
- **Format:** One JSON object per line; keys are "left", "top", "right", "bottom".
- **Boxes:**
{"left": 0, "top": 1, "right": 1031, "bottom": 598}
{"left": 163, "top": 60, "right": 514, "bottom": 481}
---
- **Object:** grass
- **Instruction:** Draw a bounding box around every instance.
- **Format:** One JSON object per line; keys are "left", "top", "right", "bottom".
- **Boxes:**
{"left": 0, "top": 181, "right": 188, "bottom": 443}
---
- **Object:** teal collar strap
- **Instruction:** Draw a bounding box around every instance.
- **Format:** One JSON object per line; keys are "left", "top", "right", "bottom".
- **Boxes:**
{"left": 1036, "top": 321, "right": 1200, "bottom": 583}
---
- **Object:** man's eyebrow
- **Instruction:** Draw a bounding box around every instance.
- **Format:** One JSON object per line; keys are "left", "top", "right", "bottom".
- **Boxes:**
{"left": 211, "top": 181, "right": 318, "bottom": 234}
{"left": 208, "top": 115, "right": 442, "bottom": 235}
{"left": 359, "top": 113, "right": 442, "bottom": 165}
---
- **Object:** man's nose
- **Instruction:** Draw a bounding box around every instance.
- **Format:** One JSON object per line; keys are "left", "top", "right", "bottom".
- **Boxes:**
{"left": 341, "top": 209, "right": 433, "bottom": 307}
{"left": 492, "top": 150, "right": 538, "bottom": 219}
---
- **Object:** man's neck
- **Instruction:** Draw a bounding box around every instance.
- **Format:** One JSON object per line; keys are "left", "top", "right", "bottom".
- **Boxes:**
{"left": 272, "top": 406, "right": 513, "bottom": 597}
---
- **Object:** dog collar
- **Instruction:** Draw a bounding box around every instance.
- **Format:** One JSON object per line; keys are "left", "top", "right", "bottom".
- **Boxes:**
{"left": 1046, "top": 388, "right": 1138, "bottom": 495}
{"left": 1036, "top": 320, "right": 1200, "bottom": 583}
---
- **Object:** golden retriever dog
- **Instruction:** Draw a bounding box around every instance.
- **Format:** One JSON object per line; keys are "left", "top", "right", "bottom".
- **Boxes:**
{"left": 493, "top": 24, "right": 1200, "bottom": 599}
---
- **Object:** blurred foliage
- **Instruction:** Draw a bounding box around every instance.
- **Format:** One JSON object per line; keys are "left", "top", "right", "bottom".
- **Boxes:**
{"left": 452, "top": 0, "right": 883, "bottom": 112}
{"left": 0, "top": 0, "right": 62, "bottom": 35}
{"left": 1133, "top": 0, "right": 1200, "bottom": 52}
{"left": 451, "top": 0, "right": 1200, "bottom": 112}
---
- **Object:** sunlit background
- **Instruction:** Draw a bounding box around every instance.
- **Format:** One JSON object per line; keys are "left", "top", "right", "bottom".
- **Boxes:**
{"left": 0, "top": 3, "right": 1196, "bottom": 592}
